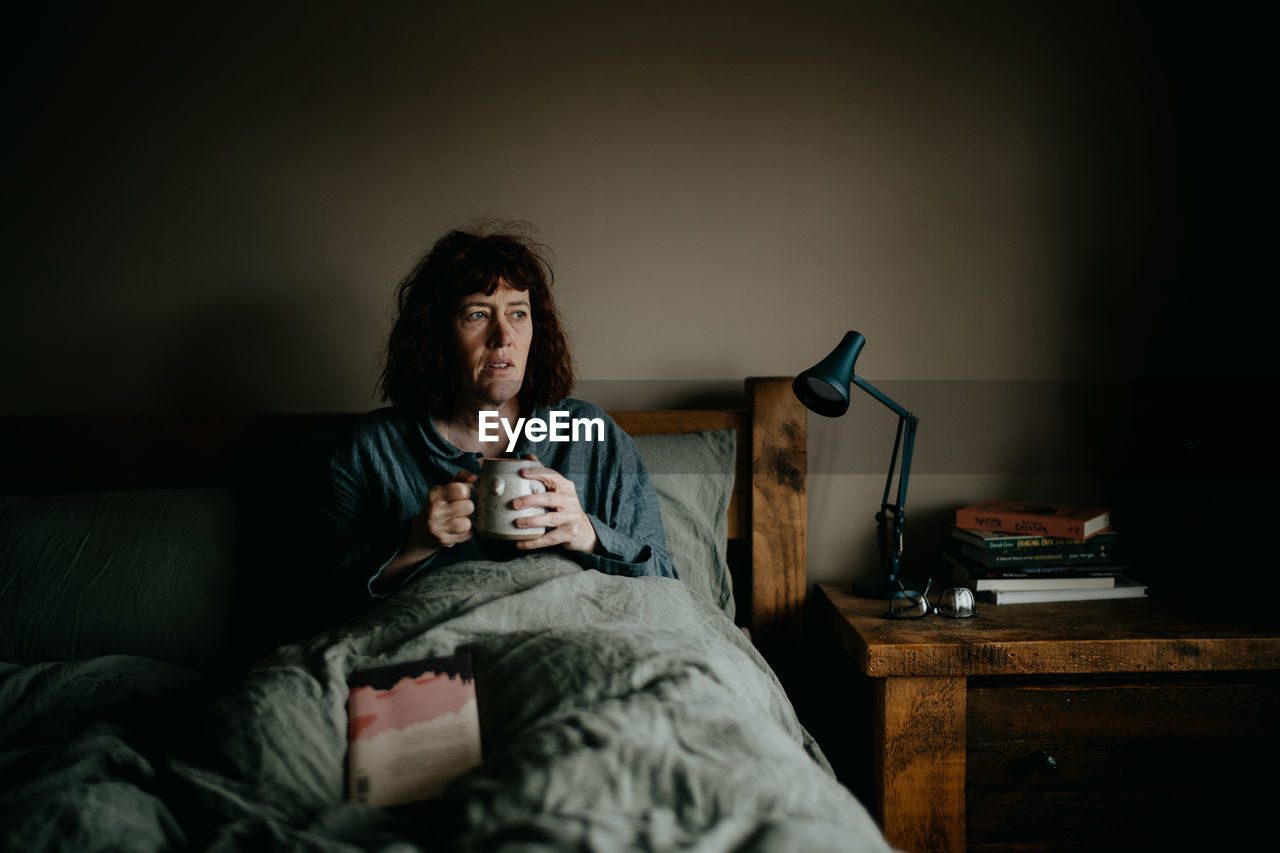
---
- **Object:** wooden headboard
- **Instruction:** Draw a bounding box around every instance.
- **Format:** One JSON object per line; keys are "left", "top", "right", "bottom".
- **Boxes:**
{"left": 609, "top": 377, "right": 807, "bottom": 651}
{"left": 0, "top": 376, "right": 807, "bottom": 650}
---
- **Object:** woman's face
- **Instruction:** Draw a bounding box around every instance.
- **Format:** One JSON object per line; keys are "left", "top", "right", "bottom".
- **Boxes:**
{"left": 451, "top": 280, "right": 533, "bottom": 412}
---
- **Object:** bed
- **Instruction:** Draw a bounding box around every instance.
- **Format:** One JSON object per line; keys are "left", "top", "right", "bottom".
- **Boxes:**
{"left": 0, "top": 377, "right": 892, "bottom": 852}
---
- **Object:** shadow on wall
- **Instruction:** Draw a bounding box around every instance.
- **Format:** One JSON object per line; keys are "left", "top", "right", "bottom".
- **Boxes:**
{"left": 158, "top": 285, "right": 383, "bottom": 413}
{"left": 6, "top": 274, "right": 390, "bottom": 415}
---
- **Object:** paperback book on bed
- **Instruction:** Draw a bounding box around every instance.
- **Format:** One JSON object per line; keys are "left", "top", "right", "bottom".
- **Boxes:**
{"left": 346, "top": 654, "right": 481, "bottom": 807}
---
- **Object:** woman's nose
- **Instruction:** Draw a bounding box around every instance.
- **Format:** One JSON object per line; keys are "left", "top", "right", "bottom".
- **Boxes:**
{"left": 489, "top": 318, "right": 513, "bottom": 346}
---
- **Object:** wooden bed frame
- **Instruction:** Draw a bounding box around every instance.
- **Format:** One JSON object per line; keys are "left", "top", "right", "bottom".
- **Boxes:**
{"left": 0, "top": 376, "right": 807, "bottom": 653}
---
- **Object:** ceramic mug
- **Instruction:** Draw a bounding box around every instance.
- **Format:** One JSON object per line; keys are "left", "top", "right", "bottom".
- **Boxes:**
{"left": 472, "top": 458, "right": 548, "bottom": 540}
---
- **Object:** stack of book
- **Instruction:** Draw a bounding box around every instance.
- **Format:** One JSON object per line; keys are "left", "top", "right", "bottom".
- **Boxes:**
{"left": 948, "top": 501, "right": 1146, "bottom": 604}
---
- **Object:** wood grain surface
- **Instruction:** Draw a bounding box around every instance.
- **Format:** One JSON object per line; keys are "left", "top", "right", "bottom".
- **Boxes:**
{"left": 818, "top": 582, "right": 1280, "bottom": 677}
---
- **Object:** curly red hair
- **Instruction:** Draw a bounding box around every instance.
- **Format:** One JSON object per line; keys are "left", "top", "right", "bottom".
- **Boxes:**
{"left": 380, "top": 227, "right": 575, "bottom": 417}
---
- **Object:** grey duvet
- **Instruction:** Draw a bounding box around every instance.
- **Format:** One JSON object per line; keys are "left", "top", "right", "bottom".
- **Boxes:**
{"left": 1, "top": 554, "right": 890, "bottom": 852}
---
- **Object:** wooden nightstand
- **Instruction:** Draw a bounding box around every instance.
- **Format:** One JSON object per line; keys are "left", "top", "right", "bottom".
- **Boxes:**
{"left": 814, "top": 582, "right": 1280, "bottom": 852}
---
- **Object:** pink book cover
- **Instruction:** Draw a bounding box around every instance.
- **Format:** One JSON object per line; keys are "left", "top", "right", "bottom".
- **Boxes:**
{"left": 346, "top": 655, "right": 481, "bottom": 807}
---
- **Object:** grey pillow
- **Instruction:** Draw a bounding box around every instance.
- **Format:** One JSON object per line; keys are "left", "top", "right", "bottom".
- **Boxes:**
{"left": 0, "top": 488, "right": 241, "bottom": 667}
{"left": 631, "top": 430, "right": 736, "bottom": 619}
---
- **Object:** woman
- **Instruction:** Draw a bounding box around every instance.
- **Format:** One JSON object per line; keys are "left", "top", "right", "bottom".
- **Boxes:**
{"left": 323, "top": 227, "right": 677, "bottom": 598}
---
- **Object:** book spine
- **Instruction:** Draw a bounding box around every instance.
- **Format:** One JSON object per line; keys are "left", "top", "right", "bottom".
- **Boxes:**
{"left": 956, "top": 507, "right": 1088, "bottom": 539}
{"left": 969, "top": 536, "right": 1030, "bottom": 551}
{"left": 981, "top": 581, "right": 1146, "bottom": 604}
{"left": 959, "top": 566, "right": 1126, "bottom": 580}
{"left": 954, "top": 529, "right": 1118, "bottom": 551}
{"left": 945, "top": 550, "right": 1123, "bottom": 579}
{"left": 960, "top": 543, "right": 1113, "bottom": 567}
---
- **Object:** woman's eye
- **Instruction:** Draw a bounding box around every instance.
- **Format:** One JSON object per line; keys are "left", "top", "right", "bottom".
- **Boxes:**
{"left": 511, "top": 310, "right": 528, "bottom": 320}
{"left": 465, "top": 311, "right": 486, "bottom": 322}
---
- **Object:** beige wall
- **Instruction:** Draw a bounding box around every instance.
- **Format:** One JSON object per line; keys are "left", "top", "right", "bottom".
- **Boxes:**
{"left": 2, "top": 2, "right": 1256, "bottom": 586}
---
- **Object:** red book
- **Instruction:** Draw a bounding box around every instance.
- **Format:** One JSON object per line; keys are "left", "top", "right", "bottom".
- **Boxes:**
{"left": 955, "top": 501, "right": 1111, "bottom": 540}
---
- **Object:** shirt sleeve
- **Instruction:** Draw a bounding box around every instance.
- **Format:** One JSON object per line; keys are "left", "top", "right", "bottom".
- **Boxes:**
{"left": 573, "top": 422, "right": 678, "bottom": 580}
{"left": 320, "top": 434, "right": 440, "bottom": 599}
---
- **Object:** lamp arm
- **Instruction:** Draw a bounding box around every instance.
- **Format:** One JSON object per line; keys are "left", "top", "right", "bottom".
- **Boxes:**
{"left": 874, "top": 414, "right": 919, "bottom": 586}
{"left": 850, "top": 373, "right": 917, "bottom": 508}
{"left": 853, "top": 373, "right": 918, "bottom": 587}
{"left": 895, "top": 413, "right": 919, "bottom": 512}
{"left": 851, "top": 374, "right": 912, "bottom": 420}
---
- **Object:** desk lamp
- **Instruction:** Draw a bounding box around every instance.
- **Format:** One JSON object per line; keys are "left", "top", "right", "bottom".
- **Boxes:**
{"left": 794, "top": 331, "right": 919, "bottom": 598}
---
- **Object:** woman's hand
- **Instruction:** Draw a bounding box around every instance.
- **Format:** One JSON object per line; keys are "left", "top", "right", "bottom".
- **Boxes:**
{"left": 406, "top": 470, "right": 478, "bottom": 554}
{"left": 373, "top": 471, "right": 476, "bottom": 596}
{"left": 513, "top": 455, "right": 600, "bottom": 554}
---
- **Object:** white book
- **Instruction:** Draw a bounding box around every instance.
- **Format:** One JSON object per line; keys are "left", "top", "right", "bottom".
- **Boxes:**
{"left": 979, "top": 577, "right": 1147, "bottom": 605}
{"left": 954, "top": 568, "right": 1116, "bottom": 592}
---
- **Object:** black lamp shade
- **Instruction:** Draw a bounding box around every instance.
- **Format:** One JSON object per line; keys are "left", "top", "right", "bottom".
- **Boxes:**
{"left": 793, "top": 331, "right": 865, "bottom": 417}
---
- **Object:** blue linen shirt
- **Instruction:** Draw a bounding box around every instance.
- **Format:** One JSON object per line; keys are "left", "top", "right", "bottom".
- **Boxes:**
{"left": 322, "top": 398, "right": 677, "bottom": 597}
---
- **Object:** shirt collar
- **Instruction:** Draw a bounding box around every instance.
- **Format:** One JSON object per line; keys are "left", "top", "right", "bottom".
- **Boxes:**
{"left": 416, "top": 412, "right": 481, "bottom": 466}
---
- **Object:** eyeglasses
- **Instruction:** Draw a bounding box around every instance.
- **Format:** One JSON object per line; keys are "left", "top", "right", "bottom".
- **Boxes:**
{"left": 888, "top": 577, "right": 978, "bottom": 619}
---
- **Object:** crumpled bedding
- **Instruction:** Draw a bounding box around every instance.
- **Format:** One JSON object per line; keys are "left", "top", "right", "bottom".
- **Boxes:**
{"left": 1, "top": 553, "right": 891, "bottom": 852}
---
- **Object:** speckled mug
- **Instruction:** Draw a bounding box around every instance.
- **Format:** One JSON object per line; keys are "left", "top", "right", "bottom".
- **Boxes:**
{"left": 473, "top": 458, "right": 547, "bottom": 540}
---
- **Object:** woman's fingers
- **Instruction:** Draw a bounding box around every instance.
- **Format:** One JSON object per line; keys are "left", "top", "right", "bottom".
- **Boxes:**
{"left": 512, "top": 458, "right": 598, "bottom": 553}
{"left": 511, "top": 490, "right": 570, "bottom": 511}
{"left": 514, "top": 531, "right": 563, "bottom": 550}
{"left": 515, "top": 508, "right": 570, "bottom": 528}
{"left": 437, "top": 509, "right": 473, "bottom": 530}
{"left": 512, "top": 493, "right": 597, "bottom": 552}
{"left": 419, "top": 471, "right": 478, "bottom": 548}
{"left": 519, "top": 466, "right": 573, "bottom": 495}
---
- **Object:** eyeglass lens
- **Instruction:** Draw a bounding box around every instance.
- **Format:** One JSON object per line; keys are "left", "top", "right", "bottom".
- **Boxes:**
{"left": 889, "top": 591, "right": 929, "bottom": 618}
{"left": 888, "top": 577, "right": 933, "bottom": 619}
{"left": 935, "top": 586, "right": 977, "bottom": 618}
{"left": 888, "top": 579, "right": 977, "bottom": 619}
